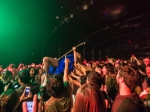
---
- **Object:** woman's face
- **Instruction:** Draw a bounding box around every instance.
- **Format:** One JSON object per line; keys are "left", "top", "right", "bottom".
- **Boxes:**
{"left": 39, "top": 68, "right": 43, "bottom": 75}
{"left": 30, "top": 68, "right": 35, "bottom": 77}
{"left": 102, "top": 66, "right": 107, "bottom": 75}
{"left": 95, "top": 67, "right": 102, "bottom": 74}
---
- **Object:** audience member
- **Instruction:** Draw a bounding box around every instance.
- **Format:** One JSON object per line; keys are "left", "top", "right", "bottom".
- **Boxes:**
{"left": 0, "top": 89, "right": 20, "bottom": 112}
{"left": 72, "top": 83, "right": 107, "bottom": 112}
{"left": 111, "top": 65, "right": 144, "bottom": 112}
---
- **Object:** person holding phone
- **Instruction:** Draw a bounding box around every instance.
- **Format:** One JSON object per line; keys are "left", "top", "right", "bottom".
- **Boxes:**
{"left": 20, "top": 86, "right": 37, "bottom": 112}
{"left": 16, "top": 69, "right": 32, "bottom": 96}
{"left": 16, "top": 69, "right": 33, "bottom": 112}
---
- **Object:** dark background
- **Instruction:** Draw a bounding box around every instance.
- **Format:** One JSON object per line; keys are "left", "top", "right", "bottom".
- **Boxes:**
{"left": 1, "top": 0, "right": 150, "bottom": 67}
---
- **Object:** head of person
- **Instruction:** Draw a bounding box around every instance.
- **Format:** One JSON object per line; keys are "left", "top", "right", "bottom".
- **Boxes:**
{"left": 27, "top": 67, "right": 35, "bottom": 77}
{"left": 108, "top": 58, "right": 115, "bottom": 65}
{"left": 87, "top": 71, "right": 103, "bottom": 88}
{"left": 38, "top": 68, "right": 44, "bottom": 75}
{"left": 145, "top": 65, "right": 150, "bottom": 78}
{"left": 91, "top": 62, "right": 97, "bottom": 69}
{"left": 73, "top": 83, "right": 106, "bottom": 112}
{"left": 80, "top": 74, "right": 88, "bottom": 85}
{"left": 116, "top": 65, "right": 139, "bottom": 92}
{"left": 31, "top": 82, "right": 40, "bottom": 96}
{"left": 95, "top": 64, "right": 103, "bottom": 75}
{"left": 1, "top": 70, "right": 12, "bottom": 85}
{"left": 102, "top": 63, "right": 115, "bottom": 76}
{"left": 114, "top": 60, "right": 121, "bottom": 70}
{"left": 143, "top": 57, "right": 150, "bottom": 66}
{"left": 46, "top": 74, "right": 64, "bottom": 97}
{"left": 0, "top": 89, "right": 20, "bottom": 112}
{"left": 18, "top": 69, "right": 30, "bottom": 85}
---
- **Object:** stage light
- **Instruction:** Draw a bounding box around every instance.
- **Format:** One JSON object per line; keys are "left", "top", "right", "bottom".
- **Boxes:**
{"left": 83, "top": 4, "right": 88, "bottom": 10}
{"left": 70, "top": 14, "right": 73, "bottom": 18}
{"left": 56, "top": 16, "right": 59, "bottom": 19}
{"left": 64, "top": 17, "right": 68, "bottom": 21}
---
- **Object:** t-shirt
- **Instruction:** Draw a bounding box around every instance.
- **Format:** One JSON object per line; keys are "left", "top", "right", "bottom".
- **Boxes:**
{"left": 111, "top": 94, "right": 144, "bottom": 112}
{"left": 44, "top": 83, "right": 72, "bottom": 112}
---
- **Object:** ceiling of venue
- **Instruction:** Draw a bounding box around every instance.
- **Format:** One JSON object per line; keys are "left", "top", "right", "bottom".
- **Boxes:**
{"left": 49, "top": 0, "right": 150, "bottom": 61}
{"left": 0, "top": 0, "right": 150, "bottom": 66}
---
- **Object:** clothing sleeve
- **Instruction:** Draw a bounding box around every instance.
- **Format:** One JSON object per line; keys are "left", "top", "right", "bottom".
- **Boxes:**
{"left": 64, "top": 81, "right": 69, "bottom": 88}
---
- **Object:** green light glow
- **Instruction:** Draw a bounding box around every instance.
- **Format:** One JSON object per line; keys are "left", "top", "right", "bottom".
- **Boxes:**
{"left": 0, "top": 0, "right": 57, "bottom": 67}
{"left": 0, "top": 1, "right": 18, "bottom": 35}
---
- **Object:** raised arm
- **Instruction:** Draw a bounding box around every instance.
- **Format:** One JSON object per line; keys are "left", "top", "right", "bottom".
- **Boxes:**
{"left": 64, "top": 57, "right": 70, "bottom": 82}
{"left": 73, "top": 47, "right": 77, "bottom": 64}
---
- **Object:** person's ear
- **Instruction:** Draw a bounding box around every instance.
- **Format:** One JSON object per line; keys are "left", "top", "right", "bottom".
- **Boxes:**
{"left": 119, "top": 77, "right": 124, "bottom": 83}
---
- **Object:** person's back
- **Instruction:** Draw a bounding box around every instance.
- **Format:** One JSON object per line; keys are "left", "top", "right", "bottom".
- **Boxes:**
{"left": 73, "top": 83, "right": 107, "bottom": 112}
{"left": 44, "top": 75, "right": 72, "bottom": 112}
{"left": 112, "top": 94, "right": 144, "bottom": 112}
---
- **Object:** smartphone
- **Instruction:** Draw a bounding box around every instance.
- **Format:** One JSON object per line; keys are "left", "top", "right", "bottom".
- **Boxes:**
{"left": 26, "top": 101, "right": 33, "bottom": 112}
{"left": 25, "top": 86, "right": 30, "bottom": 97}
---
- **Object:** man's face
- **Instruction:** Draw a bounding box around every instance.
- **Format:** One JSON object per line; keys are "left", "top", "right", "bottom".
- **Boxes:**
{"left": 1, "top": 73, "right": 10, "bottom": 84}
{"left": 143, "top": 58, "right": 150, "bottom": 66}
{"left": 146, "top": 66, "right": 150, "bottom": 78}
{"left": 92, "top": 62, "right": 97, "bottom": 69}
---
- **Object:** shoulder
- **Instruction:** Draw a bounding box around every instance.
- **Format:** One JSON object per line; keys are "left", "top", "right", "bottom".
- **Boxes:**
{"left": 44, "top": 98, "right": 57, "bottom": 111}
{"left": 118, "top": 97, "right": 144, "bottom": 112}
{"left": 16, "top": 86, "right": 25, "bottom": 96}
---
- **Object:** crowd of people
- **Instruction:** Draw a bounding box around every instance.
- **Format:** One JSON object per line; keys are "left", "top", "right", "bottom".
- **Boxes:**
{"left": 0, "top": 47, "right": 150, "bottom": 112}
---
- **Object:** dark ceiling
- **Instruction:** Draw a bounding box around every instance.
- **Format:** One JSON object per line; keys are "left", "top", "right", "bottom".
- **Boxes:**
{"left": 1, "top": 0, "right": 150, "bottom": 66}
{"left": 48, "top": 0, "right": 150, "bottom": 61}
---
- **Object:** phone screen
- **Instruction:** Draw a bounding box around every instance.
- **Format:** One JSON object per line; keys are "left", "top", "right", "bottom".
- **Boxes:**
{"left": 26, "top": 101, "right": 33, "bottom": 112}
{"left": 14, "top": 84, "right": 19, "bottom": 89}
{"left": 25, "top": 87, "right": 30, "bottom": 96}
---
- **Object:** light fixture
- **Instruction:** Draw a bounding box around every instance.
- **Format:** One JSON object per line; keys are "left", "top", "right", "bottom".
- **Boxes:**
{"left": 56, "top": 16, "right": 59, "bottom": 19}
{"left": 83, "top": 4, "right": 88, "bottom": 10}
{"left": 64, "top": 17, "right": 68, "bottom": 21}
{"left": 70, "top": 14, "right": 73, "bottom": 18}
